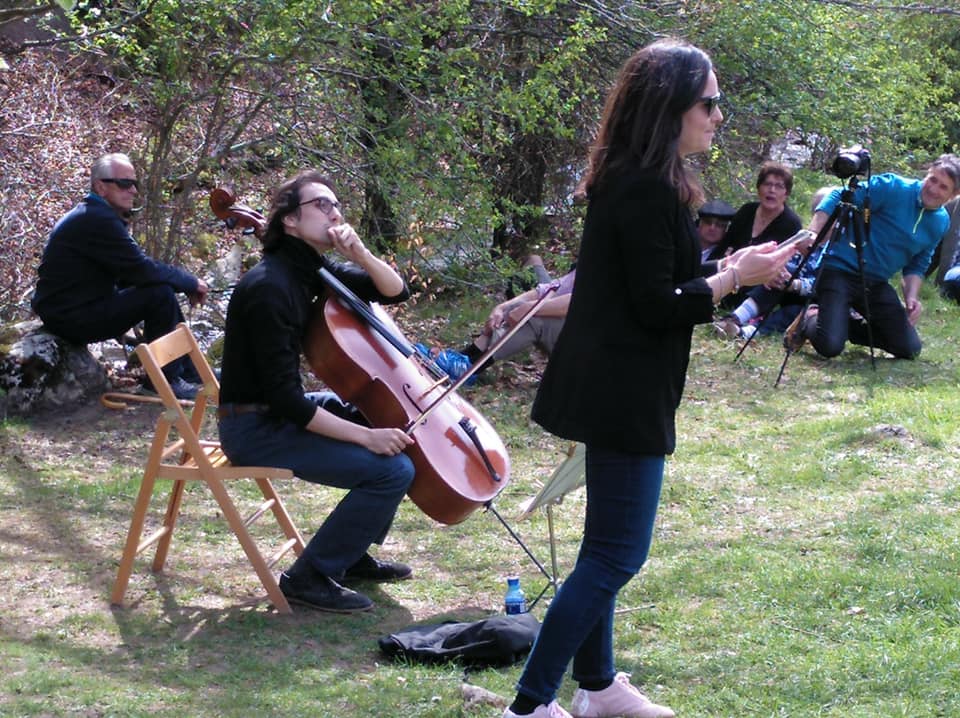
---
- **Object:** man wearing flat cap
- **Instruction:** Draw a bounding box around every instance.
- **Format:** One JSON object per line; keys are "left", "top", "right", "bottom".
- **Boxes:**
{"left": 697, "top": 199, "right": 735, "bottom": 263}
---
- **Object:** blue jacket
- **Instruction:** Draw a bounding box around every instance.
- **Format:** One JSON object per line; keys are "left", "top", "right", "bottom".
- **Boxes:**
{"left": 816, "top": 173, "right": 948, "bottom": 282}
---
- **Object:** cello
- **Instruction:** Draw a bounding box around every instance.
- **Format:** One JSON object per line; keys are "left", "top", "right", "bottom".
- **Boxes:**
{"left": 210, "top": 187, "right": 545, "bottom": 525}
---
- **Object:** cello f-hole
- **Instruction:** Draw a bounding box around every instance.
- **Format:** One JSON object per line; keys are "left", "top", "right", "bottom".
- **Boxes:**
{"left": 402, "top": 382, "right": 426, "bottom": 414}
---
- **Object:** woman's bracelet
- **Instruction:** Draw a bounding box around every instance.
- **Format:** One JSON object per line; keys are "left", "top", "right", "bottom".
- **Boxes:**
{"left": 729, "top": 267, "right": 741, "bottom": 293}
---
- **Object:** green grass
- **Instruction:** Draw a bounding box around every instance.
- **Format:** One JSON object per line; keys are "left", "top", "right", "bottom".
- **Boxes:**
{"left": 3, "top": 281, "right": 960, "bottom": 716}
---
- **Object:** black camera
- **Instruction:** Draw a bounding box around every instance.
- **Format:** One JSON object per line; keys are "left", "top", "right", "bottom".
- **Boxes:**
{"left": 832, "top": 144, "right": 871, "bottom": 179}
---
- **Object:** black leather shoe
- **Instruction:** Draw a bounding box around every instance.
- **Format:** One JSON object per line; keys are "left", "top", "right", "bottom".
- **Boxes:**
{"left": 343, "top": 553, "right": 413, "bottom": 583}
{"left": 279, "top": 570, "right": 373, "bottom": 613}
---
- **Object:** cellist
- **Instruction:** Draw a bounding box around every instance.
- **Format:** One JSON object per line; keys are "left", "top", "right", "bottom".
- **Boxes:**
{"left": 217, "top": 169, "right": 414, "bottom": 614}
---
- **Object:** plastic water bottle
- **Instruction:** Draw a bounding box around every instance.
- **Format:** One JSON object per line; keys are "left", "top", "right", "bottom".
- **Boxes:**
{"left": 504, "top": 576, "right": 527, "bottom": 614}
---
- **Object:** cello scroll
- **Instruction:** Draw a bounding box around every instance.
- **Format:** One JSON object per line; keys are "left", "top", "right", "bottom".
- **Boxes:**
{"left": 210, "top": 187, "right": 267, "bottom": 237}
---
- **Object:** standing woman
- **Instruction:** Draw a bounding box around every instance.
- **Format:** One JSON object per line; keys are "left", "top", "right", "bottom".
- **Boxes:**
{"left": 504, "top": 40, "right": 795, "bottom": 718}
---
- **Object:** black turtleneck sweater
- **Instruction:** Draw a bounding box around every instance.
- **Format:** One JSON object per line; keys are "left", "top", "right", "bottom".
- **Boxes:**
{"left": 219, "top": 234, "right": 410, "bottom": 427}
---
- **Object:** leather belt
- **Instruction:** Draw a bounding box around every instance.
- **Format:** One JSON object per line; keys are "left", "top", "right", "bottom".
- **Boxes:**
{"left": 217, "top": 402, "right": 271, "bottom": 419}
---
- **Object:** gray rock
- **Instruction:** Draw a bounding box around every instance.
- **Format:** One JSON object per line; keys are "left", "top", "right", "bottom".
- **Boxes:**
{"left": 0, "top": 320, "right": 110, "bottom": 416}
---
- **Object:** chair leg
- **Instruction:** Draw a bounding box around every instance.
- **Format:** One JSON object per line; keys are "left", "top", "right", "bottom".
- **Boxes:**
{"left": 205, "top": 477, "right": 293, "bottom": 614}
{"left": 151, "top": 479, "right": 187, "bottom": 572}
{"left": 111, "top": 468, "right": 160, "bottom": 607}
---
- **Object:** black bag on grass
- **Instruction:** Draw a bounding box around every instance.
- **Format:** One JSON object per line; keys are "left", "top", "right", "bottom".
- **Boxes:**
{"left": 378, "top": 612, "right": 540, "bottom": 666}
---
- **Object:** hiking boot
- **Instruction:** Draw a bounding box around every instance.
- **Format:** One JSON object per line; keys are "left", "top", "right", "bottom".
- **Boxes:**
{"left": 783, "top": 305, "right": 817, "bottom": 353}
{"left": 279, "top": 568, "right": 373, "bottom": 613}
{"left": 169, "top": 377, "right": 201, "bottom": 400}
{"left": 342, "top": 553, "right": 412, "bottom": 583}
{"left": 570, "top": 672, "right": 675, "bottom": 718}
{"left": 713, "top": 316, "right": 741, "bottom": 339}
{"left": 503, "top": 701, "right": 573, "bottom": 718}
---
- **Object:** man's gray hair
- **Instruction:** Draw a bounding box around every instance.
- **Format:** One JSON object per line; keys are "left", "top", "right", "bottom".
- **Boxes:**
{"left": 931, "top": 153, "right": 960, "bottom": 192}
{"left": 90, "top": 153, "right": 133, "bottom": 189}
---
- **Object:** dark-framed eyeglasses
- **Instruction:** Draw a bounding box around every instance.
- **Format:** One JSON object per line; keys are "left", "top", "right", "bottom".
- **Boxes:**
{"left": 298, "top": 196, "right": 341, "bottom": 215}
{"left": 760, "top": 180, "right": 787, "bottom": 191}
{"left": 699, "top": 93, "right": 723, "bottom": 115}
{"left": 100, "top": 177, "right": 140, "bottom": 191}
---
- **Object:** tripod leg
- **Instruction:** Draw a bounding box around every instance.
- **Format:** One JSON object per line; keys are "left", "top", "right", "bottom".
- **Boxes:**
{"left": 771, "top": 206, "right": 842, "bottom": 384}
{"left": 483, "top": 503, "right": 558, "bottom": 609}
{"left": 736, "top": 224, "right": 833, "bottom": 362}
{"left": 850, "top": 212, "right": 877, "bottom": 369}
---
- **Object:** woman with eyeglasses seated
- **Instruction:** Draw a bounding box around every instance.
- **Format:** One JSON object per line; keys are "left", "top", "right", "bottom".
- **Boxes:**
{"left": 707, "top": 161, "right": 802, "bottom": 307}
{"left": 31, "top": 152, "right": 208, "bottom": 400}
{"left": 217, "top": 169, "right": 416, "bottom": 615}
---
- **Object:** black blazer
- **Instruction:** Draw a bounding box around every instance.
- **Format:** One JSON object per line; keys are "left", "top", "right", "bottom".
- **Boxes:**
{"left": 531, "top": 167, "right": 715, "bottom": 455}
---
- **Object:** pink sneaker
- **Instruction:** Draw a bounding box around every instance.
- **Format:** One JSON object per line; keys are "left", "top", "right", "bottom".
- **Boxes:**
{"left": 570, "top": 672, "right": 675, "bottom": 718}
{"left": 503, "top": 700, "right": 573, "bottom": 718}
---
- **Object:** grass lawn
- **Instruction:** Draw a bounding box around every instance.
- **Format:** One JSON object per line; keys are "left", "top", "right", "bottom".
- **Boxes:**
{"left": 2, "top": 281, "right": 959, "bottom": 717}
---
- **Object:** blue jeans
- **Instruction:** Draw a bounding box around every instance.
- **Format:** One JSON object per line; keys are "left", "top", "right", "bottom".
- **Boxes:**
{"left": 218, "top": 392, "right": 415, "bottom": 578}
{"left": 515, "top": 447, "right": 665, "bottom": 705}
{"left": 745, "top": 283, "right": 805, "bottom": 336}
{"left": 811, "top": 267, "right": 921, "bottom": 359}
{"left": 941, "top": 265, "right": 960, "bottom": 303}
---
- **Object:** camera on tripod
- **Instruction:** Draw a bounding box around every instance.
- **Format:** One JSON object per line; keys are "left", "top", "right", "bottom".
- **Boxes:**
{"left": 831, "top": 144, "right": 871, "bottom": 180}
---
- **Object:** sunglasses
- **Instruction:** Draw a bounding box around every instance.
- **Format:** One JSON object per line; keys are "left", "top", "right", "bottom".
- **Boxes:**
{"left": 699, "top": 93, "right": 723, "bottom": 115}
{"left": 298, "top": 196, "right": 341, "bottom": 215}
{"left": 100, "top": 177, "right": 140, "bottom": 190}
{"left": 699, "top": 217, "right": 729, "bottom": 228}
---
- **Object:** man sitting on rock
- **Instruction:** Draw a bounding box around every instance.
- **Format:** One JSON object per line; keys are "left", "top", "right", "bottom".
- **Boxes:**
{"left": 31, "top": 152, "right": 208, "bottom": 399}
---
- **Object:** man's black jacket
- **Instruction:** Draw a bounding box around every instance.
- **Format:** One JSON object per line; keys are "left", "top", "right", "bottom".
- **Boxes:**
{"left": 32, "top": 193, "right": 197, "bottom": 324}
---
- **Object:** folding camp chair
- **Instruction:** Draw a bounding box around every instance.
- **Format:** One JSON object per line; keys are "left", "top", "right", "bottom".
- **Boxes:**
{"left": 110, "top": 323, "right": 305, "bottom": 613}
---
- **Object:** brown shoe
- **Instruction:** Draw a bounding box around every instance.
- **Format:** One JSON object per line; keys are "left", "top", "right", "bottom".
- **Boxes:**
{"left": 783, "top": 305, "right": 817, "bottom": 352}
{"left": 713, "top": 316, "right": 741, "bottom": 339}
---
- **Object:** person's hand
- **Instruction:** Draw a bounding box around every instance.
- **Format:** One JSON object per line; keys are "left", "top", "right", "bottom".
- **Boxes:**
{"left": 188, "top": 278, "right": 209, "bottom": 307}
{"left": 484, "top": 303, "right": 509, "bottom": 334}
{"left": 723, "top": 245, "right": 755, "bottom": 268}
{"left": 905, "top": 297, "right": 922, "bottom": 325}
{"left": 727, "top": 241, "right": 796, "bottom": 287}
{"left": 765, "top": 268, "right": 791, "bottom": 291}
{"left": 363, "top": 427, "right": 414, "bottom": 456}
{"left": 327, "top": 223, "right": 369, "bottom": 263}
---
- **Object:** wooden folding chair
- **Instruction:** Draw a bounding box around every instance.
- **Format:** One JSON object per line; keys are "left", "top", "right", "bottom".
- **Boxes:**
{"left": 110, "top": 323, "right": 305, "bottom": 613}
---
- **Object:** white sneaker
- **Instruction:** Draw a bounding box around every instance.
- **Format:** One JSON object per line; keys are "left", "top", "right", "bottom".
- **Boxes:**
{"left": 503, "top": 700, "right": 573, "bottom": 718}
{"left": 570, "top": 672, "right": 675, "bottom": 718}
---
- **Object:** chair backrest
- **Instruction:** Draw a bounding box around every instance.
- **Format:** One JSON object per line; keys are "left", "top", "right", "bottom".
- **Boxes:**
{"left": 134, "top": 323, "right": 219, "bottom": 468}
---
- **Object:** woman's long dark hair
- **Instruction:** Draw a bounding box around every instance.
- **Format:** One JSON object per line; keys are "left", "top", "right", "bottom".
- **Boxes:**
{"left": 579, "top": 38, "right": 713, "bottom": 206}
{"left": 261, "top": 170, "right": 335, "bottom": 252}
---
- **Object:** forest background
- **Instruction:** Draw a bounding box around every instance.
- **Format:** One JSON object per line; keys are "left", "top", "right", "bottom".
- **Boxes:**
{"left": 4, "top": 2, "right": 960, "bottom": 718}
{"left": 2, "top": 0, "right": 960, "bottom": 320}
